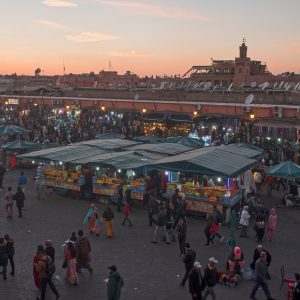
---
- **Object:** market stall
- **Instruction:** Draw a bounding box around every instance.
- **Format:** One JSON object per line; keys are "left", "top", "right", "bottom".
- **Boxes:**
{"left": 42, "top": 164, "right": 85, "bottom": 197}
{"left": 165, "top": 178, "right": 241, "bottom": 218}
{"left": 73, "top": 150, "right": 165, "bottom": 203}
{"left": 151, "top": 147, "right": 258, "bottom": 222}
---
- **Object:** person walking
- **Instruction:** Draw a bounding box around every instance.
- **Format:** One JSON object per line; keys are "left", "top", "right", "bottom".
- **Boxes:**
{"left": 45, "top": 240, "right": 55, "bottom": 263}
{"left": 204, "top": 214, "right": 215, "bottom": 247}
{"left": 250, "top": 245, "right": 272, "bottom": 280}
{"left": 264, "top": 208, "right": 277, "bottom": 242}
{"left": 254, "top": 211, "right": 266, "bottom": 243}
{"left": 0, "top": 164, "right": 6, "bottom": 191}
{"left": 116, "top": 184, "right": 123, "bottom": 212}
{"left": 64, "top": 242, "right": 78, "bottom": 286}
{"left": 240, "top": 206, "right": 251, "bottom": 238}
{"left": 148, "top": 193, "right": 159, "bottom": 226}
{"left": 69, "top": 232, "right": 77, "bottom": 242}
{"left": 4, "top": 187, "right": 14, "bottom": 218}
{"left": 181, "top": 243, "right": 196, "bottom": 287}
{"left": 121, "top": 200, "right": 132, "bottom": 226}
{"left": 0, "top": 238, "right": 8, "bottom": 280}
{"left": 151, "top": 206, "right": 170, "bottom": 244}
{"left": 18, "top": 171, "right": 27, "bottom": 192}
{"left": 84, "top": 204, "right": 101, "bottom": 236}
{"left": 75, "top": 230, "right": 93, "bottom": 273}
{"left": 36, "top": 248, "right": 60, "bottom": 300}
{"left": 203, "top": 257, "right": 219, "bottom": 300}
{"left": 177, "top": 217, "right": 187, "bottom": 256}
{"left": 211, "top": 205, "right": 224, "bottom": 242}
{"left": 102, "top": 207, "right": 115, "bottom": 238}
{"left": 4, "top": 234, "right": 14, "bottom": 276}
{"left": 188, "top": 262, "right": 204, "bottom": 300}
{"left": 107, "top": 265, "right": 124, "bottom": 300}
{"left": 250, "top": 252, "right": 275, "bottom": 300}
{"left": 33, "top": 245, "right": 44, "bottom": 290}
{"left": 13, "top": 187, "right": 25, "bottom": 218}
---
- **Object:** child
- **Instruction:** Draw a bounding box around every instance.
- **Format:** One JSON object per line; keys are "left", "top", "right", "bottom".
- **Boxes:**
{"left": 264, "top": 208, "right": 277, "bottom": 242}
{"left": 121, "top": 201, "right": 132, "bottom": 226}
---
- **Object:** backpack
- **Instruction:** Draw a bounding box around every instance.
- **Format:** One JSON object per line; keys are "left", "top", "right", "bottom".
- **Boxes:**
{"left": 45, "top": 256, "right": 56, "bottom": 275}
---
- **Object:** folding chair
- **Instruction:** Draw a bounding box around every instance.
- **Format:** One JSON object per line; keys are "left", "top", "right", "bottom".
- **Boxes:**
{"left": 280, "top": 264, "right": 295, "bottom": 289}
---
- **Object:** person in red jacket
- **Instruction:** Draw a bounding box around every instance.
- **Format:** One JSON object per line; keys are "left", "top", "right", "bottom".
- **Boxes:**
{"left": 121, "top": 201, "right": 132, "bottom": 226}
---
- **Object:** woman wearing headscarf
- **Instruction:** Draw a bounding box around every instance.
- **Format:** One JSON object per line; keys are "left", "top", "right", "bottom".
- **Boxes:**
{"left": 33, "top": 245, "right": 44, "bottom": 289}
{"left": 64, "top": 242, "right": 78, "bottom": 286}
{"left": 227, "top": 246, "right": 245, "bottom": 274}
{"left": 264, "top": 208, "right": 277, "bottom": 242}
{"left": 101, "top": 206, "right": 115, "bottom": 238}
{"left": 84, "top": 204, "right": 100, "bottom": 236}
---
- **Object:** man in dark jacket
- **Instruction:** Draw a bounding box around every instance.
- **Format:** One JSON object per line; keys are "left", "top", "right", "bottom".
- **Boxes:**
{"left": 4, "top": 234, "right": 14, "bottom": 276}
{"left": 181, "top": 243, "right": 196, "bottom": 287}
{"left": 250, "top": 252, "right": 275, "bottom": 300}
{"left": 203, "top": 257, "right": 219, "bottom": 300}
{"left": 151, "top": 206, "right": 170, "bottom": 244}
{"left": 107, "top": 265, "right": 124, "bottom": 300}
{"left": 45, "top": 240, "right": 55, "bottom": 263}
{"left": 250, "top": 245, "right": 272, "bottom": 279}
{"left": 0, "top": 238, "right": 8, "bottom": 280}
{"left": 188, "top": 262, "right": 204, "bottom": 300}
{"left": 13, "top": 187, "right": 25, "bottom": 218}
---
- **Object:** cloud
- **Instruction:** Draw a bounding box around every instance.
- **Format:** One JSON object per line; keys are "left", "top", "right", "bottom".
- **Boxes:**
{"left": 66, "top": 32, "right": 119, "bottom": 42}
{"left": 104, "top": 50, "right": 153, "bottom": 57}
{"left": 16, "top": 45, "right": 31, "bottom": 51}
{"left": 42, "top": 0, "right": 78, "bottom": 7}
{"left": 37, "top": 20, "right": 71, "bottom": 30}
{"left": 97, "top": 0, "right": 210, "bottom": 21}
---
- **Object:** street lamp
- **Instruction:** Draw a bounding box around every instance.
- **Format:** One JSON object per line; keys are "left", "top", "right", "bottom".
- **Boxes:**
{"left": 101, "top": 106, "right": 106, "bottom": 111}
{"left": 193, "top": 111, "right": 198, "bottom": 117}
{"left": 250, "top": 114, "right": 255, "bottom": 120}
{"left": 142, "top": 108, "right": 147, "bottom": 113}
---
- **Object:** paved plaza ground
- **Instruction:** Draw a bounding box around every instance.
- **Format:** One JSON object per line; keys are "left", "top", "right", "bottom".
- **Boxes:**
{"left": 0, "top": 168, "right": 299, "bottom": 300}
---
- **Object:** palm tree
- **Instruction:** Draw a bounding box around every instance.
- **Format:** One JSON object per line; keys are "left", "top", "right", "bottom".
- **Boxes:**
{"left": 35, "top": 68, "right": 41, "bottom": 76}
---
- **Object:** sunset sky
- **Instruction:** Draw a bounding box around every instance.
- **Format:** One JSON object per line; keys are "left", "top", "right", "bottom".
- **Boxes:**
{"left": 1, "top": 0, "right": 300, "bottom": 76}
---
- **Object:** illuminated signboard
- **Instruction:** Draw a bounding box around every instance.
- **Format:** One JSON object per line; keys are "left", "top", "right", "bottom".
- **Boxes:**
{"left": 8, "top": 99, "right": 19, "bottom": 105}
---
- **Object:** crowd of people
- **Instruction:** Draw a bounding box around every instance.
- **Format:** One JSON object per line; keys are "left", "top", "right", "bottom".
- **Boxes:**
{"left": 0, "top": 105, "right": 145, "bottom": 145}
{"left": 1, "top": 165, "right": 300, "bottom": 299}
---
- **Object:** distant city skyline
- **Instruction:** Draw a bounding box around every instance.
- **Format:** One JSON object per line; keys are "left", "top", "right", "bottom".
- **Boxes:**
{"left": 1, "top": 0, "right": 300, "bottom": 76}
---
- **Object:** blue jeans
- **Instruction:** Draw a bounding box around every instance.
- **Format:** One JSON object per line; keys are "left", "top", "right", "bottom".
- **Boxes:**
{"left": 153, "top": 225, "right": 170, "bottom": 243}
{"left": 40, "top": 276, "right": 59, "bottom": 300}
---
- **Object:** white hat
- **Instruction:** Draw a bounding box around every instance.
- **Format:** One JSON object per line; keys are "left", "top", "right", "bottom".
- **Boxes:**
{"left": 193, "top": 262, "right": 202, "bottom": 268}
{"left": 208, "top": 257, "right": 218, "bottom": 264}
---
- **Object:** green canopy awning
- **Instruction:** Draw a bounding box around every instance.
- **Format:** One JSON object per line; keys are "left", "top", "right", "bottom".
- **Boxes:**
{"left": 73, "top": 150, "right": 166, "bottom": 169}
{"left": 151, "top": 147, "right": 257, "bottom": 177}
{"left": 133, "top": 136, "right": 163, "bottom": 143}
{"left": 1, "top": 140, "right": 60, "bottom": 151}
{"left": 142, "top": 112, "right": 167, "bottom": 122}
{"left": 18, "top": 144, "right": 108, "bottom": 163}
{"left": 266, "top": 161, "right": 300, "bottom": 177}
{"left": 168, "top": 114, "right": 193, "bottom": 123}
{"left": 0, "top": 125, "right": 25, "bottom": 136}
{"left": 219, "top": 143, "right": 263, "bottom": 159}
{"left": 162, "top": 137, "right": 204, "bottom": 148}
{"left": 76, "top": 139, "right": 139, "bottom": 150}
{"left": 128, "top": 142, "right": 192, "bottom": 155}
{"left": 95, "top": 132, "right": 125, "bottom": 140}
